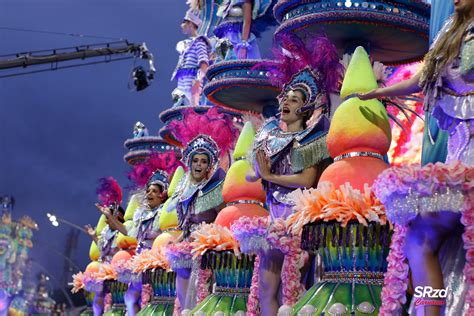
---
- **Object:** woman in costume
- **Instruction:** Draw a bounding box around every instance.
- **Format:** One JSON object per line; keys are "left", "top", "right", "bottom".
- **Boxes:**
{"left": 84, "top": 177, "right": 124, "bottom": 316}
{"left": 102, "top": 171, "right": 169, "bottom": 316}
{"left": 359, "top": 1, "right": 474, "bottom": 314}
{"left": 171, "top": 135, "right": 226, "bottom": 311}
{"left": 85, "top": 206, "right": 125, "bottom": 263}
{"left": 251, "top": 35, "right": 342, "bottom": 315}
{"left": 165, "top": 107, "right": 238, "bottom": 311}
{"left": 85, "top": 208, "right": 124, "bottom": 316}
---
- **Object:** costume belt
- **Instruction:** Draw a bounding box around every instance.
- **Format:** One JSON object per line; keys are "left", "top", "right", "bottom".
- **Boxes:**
{"left": 226, "top": 200, "right": 265, "bottom": 208}
{"left": 322, "top": 271, "right": 385, "bottom": 286}
{"left": 441, "top": 86, "right": 474, "bottom": 97}
{"left": 162, "top": 227, "right": 182, "bottom": 234}
{"left": 334, "top": 151, "right": 384, "bottom": 162}
{"left": 213, "top": 285, "right": 251, "bottom": 297}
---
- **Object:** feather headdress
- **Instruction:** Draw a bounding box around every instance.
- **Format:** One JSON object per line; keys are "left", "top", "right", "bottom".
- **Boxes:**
{"left": 167, "top": 107, "right": 239, "bottom": 169}
{"left": 96, "top": 177, "right": 123, "bottom": 207}
{"left": 128, "top": 151, "right": 182, "bottom": 188}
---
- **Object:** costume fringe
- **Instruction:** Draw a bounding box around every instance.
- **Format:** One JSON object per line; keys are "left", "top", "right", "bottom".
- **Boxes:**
{"left": 194, "top": 181, "right": 224, "bottom": 214}
{"left": 291, "top": 134, "right": 330, "bottom": 172}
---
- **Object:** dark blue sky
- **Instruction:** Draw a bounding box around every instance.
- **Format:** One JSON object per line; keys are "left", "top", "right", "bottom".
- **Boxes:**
{"left": 0, "top": 0, "right": 273, "bottom": 294}
{"left": 0, "top": 0, "right": 189, "bottom": 289}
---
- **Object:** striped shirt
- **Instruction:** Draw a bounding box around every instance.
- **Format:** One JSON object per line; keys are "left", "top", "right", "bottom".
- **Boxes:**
{"left": 172, "top": 36, "right": 210, "bottom": 85}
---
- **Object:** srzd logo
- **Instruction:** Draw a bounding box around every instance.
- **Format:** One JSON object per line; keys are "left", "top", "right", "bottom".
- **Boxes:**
{"left": 413, "top": 286, "right": 447, "bottom": 307}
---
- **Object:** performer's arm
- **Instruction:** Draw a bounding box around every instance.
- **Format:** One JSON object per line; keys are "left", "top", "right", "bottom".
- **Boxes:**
{"left": 84, "top": 224, "right": 99, "bottom": 243}
{"left": 237, "top": 0, "right": 252, "bottom": 59}
{"left": 358, "top": 71, "right": 422, "bottom": 100}
{"left": 95, "top": 203, "right": 128, "bottom": 235}
{"left": 192, "top": 39, "right": 210, "bottom": 105}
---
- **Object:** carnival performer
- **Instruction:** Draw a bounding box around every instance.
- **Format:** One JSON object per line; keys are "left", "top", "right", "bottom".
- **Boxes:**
{"left": 359, "top": 1, "right": 474, "bottom": 314}
{"left": 213, "top": 0, "right": 273, "bottom": 59}
{"left": 84, "top": 206, "right": 124, "bottom": 316}
{"left": 420, "top": 0, "right": 455, "bottom": 165}
{"left": 85, "top": 206, "right": 124, "bottom": 263}
{"left": 83, "top": 177, "right": 124, "bottom": 316}
{"left": 251, "top": 35, "right": 343, "bottom": 315}
{"left": 171, "top": 9, "right": 211, "bottom": 107}
{"left": 101, "top": 171, "right": 169, "bottom": 316}
{"left": 165, "top": 108, "right": 238, "bottom": 312}
{"left": 171, "top": 135, "right": 225, "bottom": 311}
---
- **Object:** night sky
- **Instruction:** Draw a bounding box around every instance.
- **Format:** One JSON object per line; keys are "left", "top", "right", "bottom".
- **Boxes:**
{"left": 0, "top": 0, "right": 273, "bottom": 296}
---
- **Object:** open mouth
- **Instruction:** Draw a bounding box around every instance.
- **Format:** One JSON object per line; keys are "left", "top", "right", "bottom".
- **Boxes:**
{"left": 281, "top": 106, "right": 290, "bottom": 115}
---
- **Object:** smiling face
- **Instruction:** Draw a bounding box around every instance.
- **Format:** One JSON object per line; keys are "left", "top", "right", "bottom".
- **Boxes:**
{"left": 190, "top": 153, "right": 210, "bottom": 183}
{"left": 145, "top": 184, "right": 163, "bottom": 209}
{"left": 280, "top": 89, "right": 307, "bottom": 126}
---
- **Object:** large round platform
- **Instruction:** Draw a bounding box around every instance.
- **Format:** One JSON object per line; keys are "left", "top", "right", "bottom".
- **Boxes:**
{"left": 204, "top": 59, "right": 280, "bottom": 113}
{"left": 123, "top": 136, "right": 180, "bottom": 165}
{"left": 159, "top": 106, "right": 243, "bottom": 147}
{"left": 274, "top": 0, "right": 430, "bottom": 64}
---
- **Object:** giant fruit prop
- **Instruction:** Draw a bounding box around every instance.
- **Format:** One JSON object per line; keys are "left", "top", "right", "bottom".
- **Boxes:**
{"left": 319, "top": 47, "right": 391, "bottom": 190}
{"left": 214, "top": 122, "right": 268, "bottom": 228}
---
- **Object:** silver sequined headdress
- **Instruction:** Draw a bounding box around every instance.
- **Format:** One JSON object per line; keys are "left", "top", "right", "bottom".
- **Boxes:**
{"left": 182, "top": 135, "right": 219, "bottom": 171}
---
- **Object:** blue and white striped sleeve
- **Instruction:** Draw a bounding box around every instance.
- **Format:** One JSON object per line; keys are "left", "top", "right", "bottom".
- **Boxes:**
{"left": 195, "top": 39, "right": 210, "bottom": 66}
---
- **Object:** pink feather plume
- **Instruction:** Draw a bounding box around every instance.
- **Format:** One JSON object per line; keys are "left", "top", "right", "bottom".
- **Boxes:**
{"left": 167, "top": 107, "right": 239, "bottom": 157}
{"left": 96, "top": 177, "right": 123, "bottom": 206}
{"left": 254, "top": 33, "right": 343, "bottom": 92}
{"left": 128, "top": 151, "right": 183, "bottom": 188}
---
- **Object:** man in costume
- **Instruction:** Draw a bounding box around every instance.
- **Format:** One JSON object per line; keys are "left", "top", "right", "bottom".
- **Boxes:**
{"left": 171, "top": 9, "right": 211, "bottom": 107}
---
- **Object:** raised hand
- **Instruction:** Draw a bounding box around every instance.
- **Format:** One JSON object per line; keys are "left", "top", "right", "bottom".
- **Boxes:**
{"left": 95, "top": 203, "right": 112, "bottom": 218}
{"left": 237, "top": 47, "right": 248, "bottom": 60}
{"left": 84, "top": 224, "right": 96, "bottom": 237}
{"left": 256, "top": 150, "right": 271, "bottom": 181}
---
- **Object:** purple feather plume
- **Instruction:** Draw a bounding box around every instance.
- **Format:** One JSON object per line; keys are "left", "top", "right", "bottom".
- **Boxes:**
{"left": 96, "top": 177, "right": 123, "bottom": 207}
{"left": 254, "top": 32, "right": 343, "bottom": 92}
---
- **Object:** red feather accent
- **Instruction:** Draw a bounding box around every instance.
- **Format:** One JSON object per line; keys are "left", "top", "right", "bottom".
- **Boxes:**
{"left": 128, "top": 151, "right": 183, "bottom": 188}
{"left": 167, "top": 107, "right": 239, "bottom": 157}
{"left": 96, "top": 177, "right": 123, "bottom": 206}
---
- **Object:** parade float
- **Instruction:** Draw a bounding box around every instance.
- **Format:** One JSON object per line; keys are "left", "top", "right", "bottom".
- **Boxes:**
{"left": 133, "top": 241, "right": 176, "bottom": 316}
{"left": 69, "top": 0, "right": 449, "bottom": 314}
{"left": 286, "top": 47, "right": 394, "bottom": 315}
{"left": 0, "top": 197, "right": 39, "bottom": 316}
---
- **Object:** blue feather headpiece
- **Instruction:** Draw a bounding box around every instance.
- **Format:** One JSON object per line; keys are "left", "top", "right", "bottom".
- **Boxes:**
{"left": 182, "top": 135, "right": 219, "bottom": 171}
{"left": 278, "top": 66, "right": 326, "bottom": 113}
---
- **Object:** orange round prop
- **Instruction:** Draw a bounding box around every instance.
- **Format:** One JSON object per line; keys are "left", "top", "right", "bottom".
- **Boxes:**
{"left": 111, "top": 250, "right": 133, "bottom": 265}
{"left": 215, "top": 203, "right": 268, "bottom": 228}
{"left": 152, "top": 231, "right": 181, "bottom": 250}
{"left": 319, "top": 157, "right": 388, "bottom": 191}
{"left": 116, "top": 231, "right": 138, "bottom": 250}
{"left": 85, "top": 261, "right": 101, "bottom": 274}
